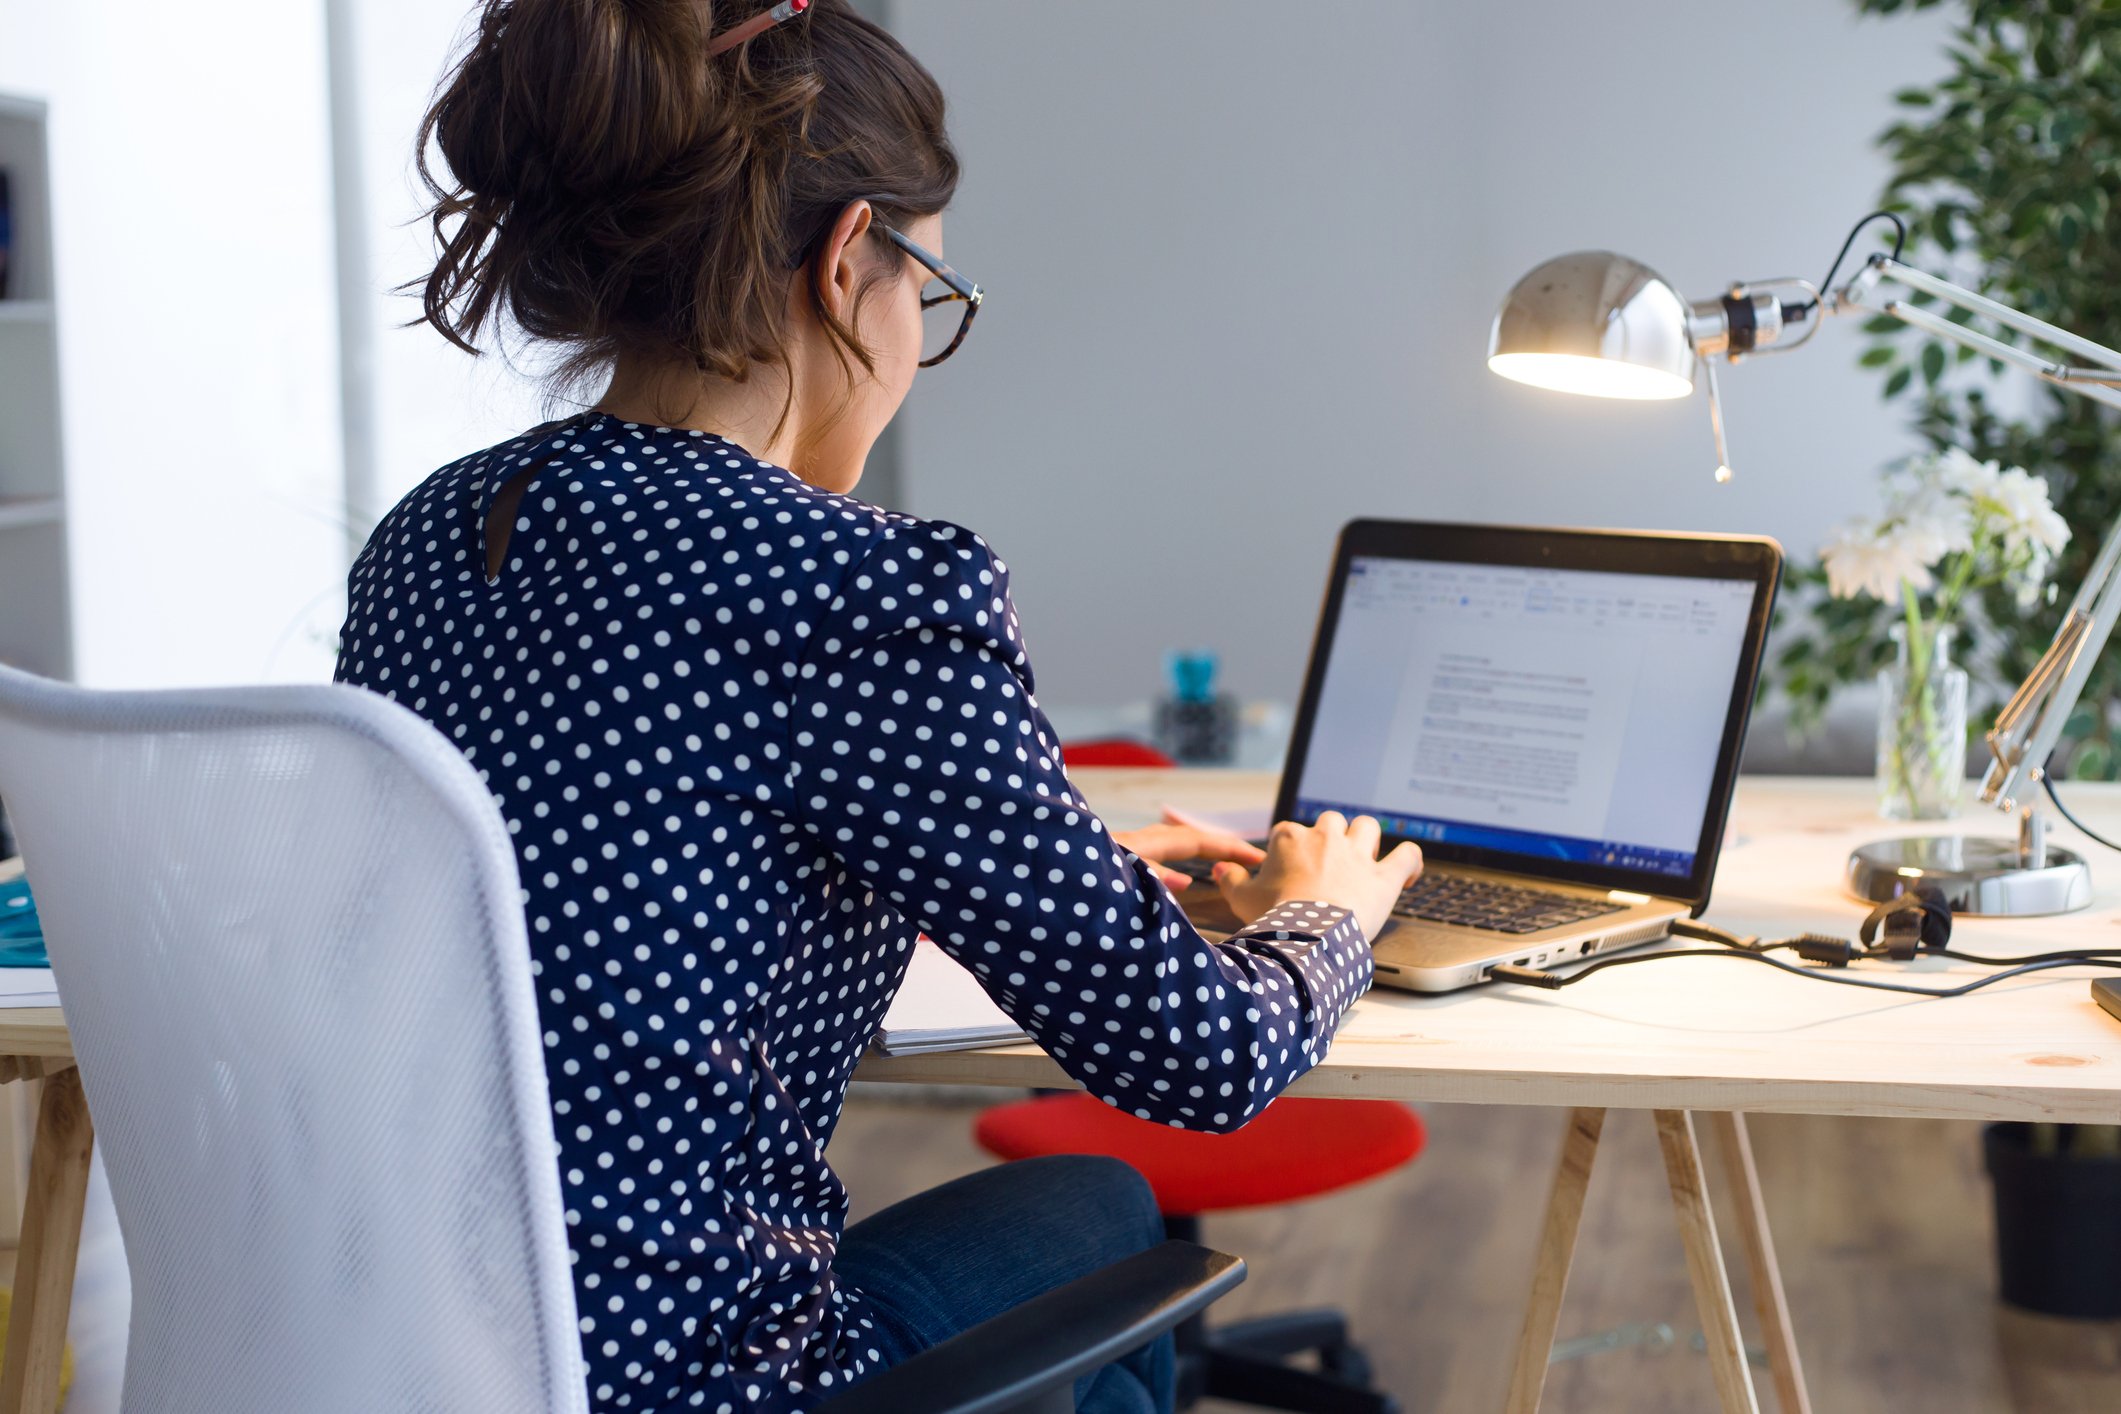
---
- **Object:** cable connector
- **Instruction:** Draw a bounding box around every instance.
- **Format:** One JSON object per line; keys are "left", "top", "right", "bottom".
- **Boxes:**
{"left": 1788, "top": 933, "right": 1857, "bottom": 967}
{"left": 1487, "top": 964, "right": 1564, "bottom": 989}
{"left": 1669, "top": 919, "right": 1758, "bottom": 950}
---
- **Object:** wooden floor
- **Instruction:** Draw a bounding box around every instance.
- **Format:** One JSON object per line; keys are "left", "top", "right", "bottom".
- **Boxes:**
{"left": 829, "top": 1091, "right": 2121, "bottom": 1413}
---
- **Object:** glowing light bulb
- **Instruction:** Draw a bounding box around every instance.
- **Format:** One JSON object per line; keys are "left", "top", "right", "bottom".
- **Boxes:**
{"left": 1714, "top": 464, "right": 1734, "bottom": 484}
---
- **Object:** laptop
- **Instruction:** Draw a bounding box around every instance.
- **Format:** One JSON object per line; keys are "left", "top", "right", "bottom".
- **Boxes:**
{"left": 1267, "top": 519, "right": 1781, "bottom": 993}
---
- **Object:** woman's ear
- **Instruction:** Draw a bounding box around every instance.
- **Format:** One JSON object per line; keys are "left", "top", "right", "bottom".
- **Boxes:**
{"left": 812, "top": 200, "right": 877, "bottom": 324}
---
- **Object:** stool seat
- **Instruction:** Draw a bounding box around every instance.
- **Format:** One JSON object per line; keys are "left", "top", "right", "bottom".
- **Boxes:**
{"left": 975, "top": 1094, "right": 1425, "bottom": 1215}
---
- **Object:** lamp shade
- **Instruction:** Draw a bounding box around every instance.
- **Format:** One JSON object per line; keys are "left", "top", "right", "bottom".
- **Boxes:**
{"left": 1488, "top": 251, "right": 1696, "bottom": 400}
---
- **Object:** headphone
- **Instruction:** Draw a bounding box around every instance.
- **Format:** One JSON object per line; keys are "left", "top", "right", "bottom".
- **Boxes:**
{"left": 1857, "top": 884, "right": 1954, "bottom": 961}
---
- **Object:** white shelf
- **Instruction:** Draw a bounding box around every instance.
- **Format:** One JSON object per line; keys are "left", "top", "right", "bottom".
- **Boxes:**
{"left": 0, "top": 498, "right": 61, "bottom": 530}
{"left": 0, "top": 92, "right": 70, "bottom": 679}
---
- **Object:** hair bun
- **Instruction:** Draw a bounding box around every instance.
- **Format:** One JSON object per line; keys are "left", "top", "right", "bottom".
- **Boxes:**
{"left": 416, "top": 0, "right": 958, "bottom": 396}
{"left": 435, "top": 0, "right": 730, "bottom": 203}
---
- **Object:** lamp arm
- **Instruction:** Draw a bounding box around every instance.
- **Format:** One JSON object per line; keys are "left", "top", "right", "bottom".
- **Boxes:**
{"left": 1982, "top": 509, "right": 2121, "bottom": 811}
{"left": 1833, "top": 255, "right": 2121, "bottom": 410}
{"left": 1819, "top": 254, "right": 2121, "bottom": 811}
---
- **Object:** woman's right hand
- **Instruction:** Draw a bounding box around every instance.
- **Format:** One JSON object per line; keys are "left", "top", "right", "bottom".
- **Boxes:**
{"left": 1210, "top": 811, "right": 1424, "bottom": 943}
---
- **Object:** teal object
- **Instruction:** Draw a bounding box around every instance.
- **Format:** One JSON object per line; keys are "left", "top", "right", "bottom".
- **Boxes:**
{"left": 0, "top": 875, "right": 47, "bottom": 968}
{"left": 1168, "top": 649, "right": 1218, "bottom": 705}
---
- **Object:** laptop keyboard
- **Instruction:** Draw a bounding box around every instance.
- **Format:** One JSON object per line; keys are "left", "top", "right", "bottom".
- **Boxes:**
{"left": 1393, "top": 875, "right": 1625, "bottom": 935}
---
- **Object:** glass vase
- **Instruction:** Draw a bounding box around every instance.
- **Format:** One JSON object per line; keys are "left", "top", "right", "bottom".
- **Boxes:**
{"left": 1877, "top": 622, "right": 1969, "bottom": 821}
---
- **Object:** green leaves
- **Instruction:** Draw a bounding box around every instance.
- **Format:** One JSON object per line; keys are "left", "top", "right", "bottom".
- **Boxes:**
{"left": 1782, "top": 1, "right": 2121, "bottom": 776}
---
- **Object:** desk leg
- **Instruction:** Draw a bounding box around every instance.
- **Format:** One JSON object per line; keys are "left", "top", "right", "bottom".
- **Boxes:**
{"left": 1655, "top": 1110, "right": 1759, "bottom": 1414}
{"left": 0, "top": 1066, "right": 91, "bottom": 1414}
{"left": 1503, "top": 1107, "right": 1606, "bottom": 1414}
{"left": 1707, "top": 1112, "right": 1811, "bottom": 1414}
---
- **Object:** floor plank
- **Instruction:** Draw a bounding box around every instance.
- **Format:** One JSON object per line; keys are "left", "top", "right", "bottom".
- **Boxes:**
{"left": 828, "top": 1093, "right": 2121, "bottom": 1413}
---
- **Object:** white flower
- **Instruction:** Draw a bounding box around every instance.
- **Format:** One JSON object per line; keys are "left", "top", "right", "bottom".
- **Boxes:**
{"left": 1822, "top": 519, "right": 1935, "bottom": 601}
{"left": 1984, "top": 466, "right": 2070, "bottom": 556}
{"left": 1819, "top": 445, "right": 2068, "bottom": 611}
{"left": 1885, "top": 481, "right": 1975, "bottom": 563}
{"left": 1930, "top": 446, "right": 2004, "bottom": 498}
{"left": 1878, "top": 451, "right": 1977, "bottom": 566}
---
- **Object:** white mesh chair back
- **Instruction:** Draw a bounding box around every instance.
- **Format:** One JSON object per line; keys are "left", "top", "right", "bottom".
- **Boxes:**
{"left": 0, "top": 666, "right": 586, "bottom": 1414}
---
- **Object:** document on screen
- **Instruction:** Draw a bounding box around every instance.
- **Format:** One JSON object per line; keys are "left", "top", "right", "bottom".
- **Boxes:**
{"left": 1377, "top": 630, "right": 1642, "bottom": 841}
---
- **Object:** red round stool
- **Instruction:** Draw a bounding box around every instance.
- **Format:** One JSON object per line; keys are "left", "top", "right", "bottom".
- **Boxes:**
{"left": 975, "top": 1093, "right": 1424, "bottom": 1413}
{"left": 1057, "top": 738, "right": 1179, "bottom": 769}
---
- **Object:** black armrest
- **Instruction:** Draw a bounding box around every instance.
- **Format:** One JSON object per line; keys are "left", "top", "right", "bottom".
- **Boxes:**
{"left": 814, "top": 1239, "right": 1246, "bottom": 1414}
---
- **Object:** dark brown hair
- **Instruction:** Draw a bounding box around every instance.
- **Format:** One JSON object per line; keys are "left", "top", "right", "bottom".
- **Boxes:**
{"left": 414, "top": 0, "right": 958, "bottom": 398}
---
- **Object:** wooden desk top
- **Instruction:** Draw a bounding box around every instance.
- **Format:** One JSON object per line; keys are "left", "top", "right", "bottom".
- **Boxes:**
{"left": 9, "top": 774, "right": 2121, "bottom": 1118}
{"left": 856, "top": 771, "right": 2121, "bottom": 1123}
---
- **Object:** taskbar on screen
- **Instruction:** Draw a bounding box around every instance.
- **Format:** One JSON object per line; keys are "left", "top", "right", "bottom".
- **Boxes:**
{"left": 1289, "top": 797, "right": 1694, "bottom": 880}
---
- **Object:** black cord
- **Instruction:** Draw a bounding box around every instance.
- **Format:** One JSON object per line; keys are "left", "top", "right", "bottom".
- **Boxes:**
{"left": 1488, "top": 948, "right": 2121, "bottom": 997}
{"left": 1942, "top": 946, "right": 2121, "bottom": 965}
{"left": 2041, "top": 771, "right": 2121, "bottom": 854}
{"left": 1668, "top": 918, "right": 1755, "bottom": 950}
{"left": 1493, "top": 864, "right": 2121, "bottom": 996}
{"left": 1820, "top": 209, "right": 1909, "bottom": 296}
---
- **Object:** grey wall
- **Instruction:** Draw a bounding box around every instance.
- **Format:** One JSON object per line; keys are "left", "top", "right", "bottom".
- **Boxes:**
{"left": 888, "top": 0, "right": 1959, "bottom": 709}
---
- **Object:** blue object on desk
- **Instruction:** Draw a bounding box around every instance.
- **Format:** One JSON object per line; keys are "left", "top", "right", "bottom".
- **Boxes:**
{"left": 0, "top": 876, "right": 48, "bottom": 968}
{"left": 1168, "top": 649, "right": 1218, "bottom": 704}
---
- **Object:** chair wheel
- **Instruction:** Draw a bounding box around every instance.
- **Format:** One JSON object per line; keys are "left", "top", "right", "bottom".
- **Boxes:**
{"left": 1319, "top": 1339, "right": 1374, "bottom": 1386}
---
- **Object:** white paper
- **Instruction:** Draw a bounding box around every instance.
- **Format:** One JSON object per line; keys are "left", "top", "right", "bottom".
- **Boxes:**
{"left": 1159, "top": 803, "right": 1271, "bottom": 839}
{"left": 0, "top": 966, "right": 57, "bottom": 1008}
{"left": 874, "top": 940, "right": 1028, "bottom": 1056}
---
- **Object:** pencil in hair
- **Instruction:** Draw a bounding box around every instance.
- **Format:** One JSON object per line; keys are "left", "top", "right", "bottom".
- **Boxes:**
{"left": 707, "top": 0, "right": 810, "bottom": 57}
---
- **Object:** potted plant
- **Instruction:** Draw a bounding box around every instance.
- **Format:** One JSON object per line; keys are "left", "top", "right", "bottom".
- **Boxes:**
{"left": 1778, "top": 0, "right": 2121, "bottom": 1317}
{"left": 1817, "top": 448, "right": 2067, "bottom": 819}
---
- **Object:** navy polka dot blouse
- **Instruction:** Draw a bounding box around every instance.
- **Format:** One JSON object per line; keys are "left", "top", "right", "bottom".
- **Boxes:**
{"left": 335, "top": 413, "right": 1372, "bottom": 1413}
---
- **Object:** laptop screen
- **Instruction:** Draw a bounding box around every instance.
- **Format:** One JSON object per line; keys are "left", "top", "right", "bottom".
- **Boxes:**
{"left": 1289, "top": 555, "right": 1760, "bottom": 885}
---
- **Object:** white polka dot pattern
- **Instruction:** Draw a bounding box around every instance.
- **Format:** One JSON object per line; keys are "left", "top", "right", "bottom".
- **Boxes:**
{"left": 335, "top": 413, "right": 1372, "bottom": 1412}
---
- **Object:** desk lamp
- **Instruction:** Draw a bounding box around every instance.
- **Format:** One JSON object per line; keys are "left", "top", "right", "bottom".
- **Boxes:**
{"left": 1488, "top": 215, "right": 2121, "bottom": 916}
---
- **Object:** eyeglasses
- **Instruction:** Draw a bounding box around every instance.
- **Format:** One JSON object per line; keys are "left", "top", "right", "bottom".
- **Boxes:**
{"left": 876, "top": 224, "right": 983, "bottom": 368}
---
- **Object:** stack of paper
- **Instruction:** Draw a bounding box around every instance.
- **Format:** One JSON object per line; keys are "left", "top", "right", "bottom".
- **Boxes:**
{"left": 0, "top": 968, "right": 57, "bottom": 1010}
{"left": 0, "top": 859, "right": 55, "bottom": 1007}
{"left": 874, "top": 940, "right": 1030, "bottom": 1056}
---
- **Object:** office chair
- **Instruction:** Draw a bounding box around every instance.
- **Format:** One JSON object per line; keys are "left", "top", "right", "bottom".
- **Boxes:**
{"left": 0, "top": 666, "right": 1239, "bottom": 1414}
{"left": 985, "top": 740, "right": 1426, "bottom": 1414}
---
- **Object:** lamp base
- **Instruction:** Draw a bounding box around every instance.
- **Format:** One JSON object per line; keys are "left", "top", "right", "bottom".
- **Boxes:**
{"left": 1846, "top": 835, "right": 2092, "bottom": 917}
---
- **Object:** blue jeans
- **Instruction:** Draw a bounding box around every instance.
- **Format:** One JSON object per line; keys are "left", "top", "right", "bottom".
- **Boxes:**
{"left": 837, "top": 1154, "right": 1175, "bottom": 1414}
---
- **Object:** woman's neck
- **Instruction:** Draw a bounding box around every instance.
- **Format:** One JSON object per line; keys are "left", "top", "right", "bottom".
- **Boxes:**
{"left": 596, "top": 356, "right": 802, "bottom": 467}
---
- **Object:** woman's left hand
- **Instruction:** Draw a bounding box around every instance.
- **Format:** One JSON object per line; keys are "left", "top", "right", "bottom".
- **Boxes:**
{"left": 1113, "top": 807, "right": 1268, "bottom": 891}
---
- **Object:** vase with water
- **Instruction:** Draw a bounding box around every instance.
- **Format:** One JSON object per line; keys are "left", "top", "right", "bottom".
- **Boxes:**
{"left": 1877, "top": 621, "right": 1968, "bottom": 821}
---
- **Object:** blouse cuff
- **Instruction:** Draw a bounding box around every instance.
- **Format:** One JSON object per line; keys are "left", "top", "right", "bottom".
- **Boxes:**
{"left": 1228, "top": 898, "right": 1373, "bottom": 1042}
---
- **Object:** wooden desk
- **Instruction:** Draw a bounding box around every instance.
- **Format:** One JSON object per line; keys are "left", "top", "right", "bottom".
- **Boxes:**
{"left": 857, "top": 771, "right": 2121, "bottom": 1414}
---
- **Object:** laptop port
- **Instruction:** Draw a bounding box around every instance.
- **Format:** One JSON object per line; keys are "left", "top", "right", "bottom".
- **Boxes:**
{"left": 1512, "top": 956, "right": 1530, "bottom": 967}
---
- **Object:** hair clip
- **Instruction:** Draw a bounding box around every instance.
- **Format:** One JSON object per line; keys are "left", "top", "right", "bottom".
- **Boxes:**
{"left": 707, "top": 0, "right": 810, "bottom": 57}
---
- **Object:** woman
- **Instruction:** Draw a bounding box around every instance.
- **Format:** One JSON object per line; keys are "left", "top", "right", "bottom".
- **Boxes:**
{"left": 336, "top": 3, "right": 1422, "bottom": 1411}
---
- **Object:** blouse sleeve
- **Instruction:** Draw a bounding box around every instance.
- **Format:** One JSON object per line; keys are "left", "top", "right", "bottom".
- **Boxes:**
{"left": 784, "top": 518, "right": 1372, "bottom": 1132}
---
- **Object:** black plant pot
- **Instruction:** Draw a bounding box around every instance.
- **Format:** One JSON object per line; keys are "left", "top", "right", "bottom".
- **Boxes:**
{"left": 1984, "top": 1122, "right": 2121, "bottom": 1318}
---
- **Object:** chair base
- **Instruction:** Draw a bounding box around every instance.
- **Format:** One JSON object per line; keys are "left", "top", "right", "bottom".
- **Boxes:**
{"left": 1166, "top": 1217, "right": 1398, "bottom": 1414}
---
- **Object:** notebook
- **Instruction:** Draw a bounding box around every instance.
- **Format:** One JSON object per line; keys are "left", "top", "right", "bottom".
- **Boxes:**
{"left": 0, "top": 860, "right": 55, "bottom": 1008}
{"left": 873, "top": 940, "right": 1029, "bottom": 1056}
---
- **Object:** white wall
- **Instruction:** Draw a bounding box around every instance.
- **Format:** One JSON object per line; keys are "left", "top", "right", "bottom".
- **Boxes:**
{"left": 889, "top": 0, "right": 1960, "bottom": 708}
{"left": 57, "top": 0, "right": 1955, "bottom": 701}
{"left": 0, "top": 0, "right": 348, "bottom": 687}
{"left": 336, "top": 0, "right": 550, "bottom": 525}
